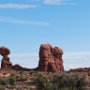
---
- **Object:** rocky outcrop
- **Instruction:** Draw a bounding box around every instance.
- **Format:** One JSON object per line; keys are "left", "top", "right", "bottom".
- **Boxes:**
{"left": 38, "top": 44, "right": 64, "bottom": 72}
{"left": 0, "top": 44, "right": 64, "bottom": 72}
{"left": 68, "top": 67, "right": 90, "bottom": 73}
{"left": 0, "top": 46, "right": 31, "bottom": 71}
{"left": 13, "top": 64, "right": 23, "bottom": 70}
{"left": 0, "top": 46, "right": 12, "bottom": 69}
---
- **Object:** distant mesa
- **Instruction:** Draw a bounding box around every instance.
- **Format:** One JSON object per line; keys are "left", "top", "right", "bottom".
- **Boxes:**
{"left": 0, "top": 44, "right": 64, "bottom": 72}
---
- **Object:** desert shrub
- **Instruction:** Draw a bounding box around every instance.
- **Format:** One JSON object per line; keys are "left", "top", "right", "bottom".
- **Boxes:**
{"left": 72, "top": 74, "right": 86, "bottom": 90}
{"left": 32, "top": 72, "right": 87, "bottom": 90}
{"left": 33, "top": 73, "right": 48, "bottom": 89}
{"left": 52, "top": 73, "right": 86, "bottom": 90}
{"left": 0, "top": 78, "right": 9, "bottom": 85}
{"left": 52, "top": 73, "right": 68, "bottom": 90}
{"left": 0, "top": 85, "right": 5, "bottom": 90}
{"left": 0, "top": 74, "right": 16, "bottom": 87}
{"left": 8, "top": 74, "right": 16, "bottom": 86}
{"left": 16, "top": 70, "right": 27, "bottom": 82}
{"left": 33, "top": 72, "right": 62, "bottom": 90}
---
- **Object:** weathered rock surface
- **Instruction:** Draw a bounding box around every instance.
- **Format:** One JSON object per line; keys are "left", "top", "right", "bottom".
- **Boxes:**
{"left": 38, "top": 44, "right": 64, "bottom": 72}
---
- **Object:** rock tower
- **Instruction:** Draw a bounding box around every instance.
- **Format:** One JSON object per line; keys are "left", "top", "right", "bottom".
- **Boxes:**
{"left": 38, "top": 44, "right": 64, "bottom": 72}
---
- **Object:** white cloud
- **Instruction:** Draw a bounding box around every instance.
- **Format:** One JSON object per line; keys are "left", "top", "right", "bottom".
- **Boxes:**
{"left": 0, "top": 4, "right": 37, "bottom": 9}
{"left": 44, "top": 0, "right": 62, "bottom": 4}
{"left": 44, "top": 0, "right": 76, "bottom": 5}
{"left": 0, "top": 16, "right": 49, "bottom": 26}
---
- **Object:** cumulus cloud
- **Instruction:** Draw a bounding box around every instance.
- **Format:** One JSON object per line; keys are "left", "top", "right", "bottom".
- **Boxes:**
{"left": 0, "top": 16, "right": 49, "bottom": 26}
{"left": 0, "top": 4, "right": 37, "bottom": 9}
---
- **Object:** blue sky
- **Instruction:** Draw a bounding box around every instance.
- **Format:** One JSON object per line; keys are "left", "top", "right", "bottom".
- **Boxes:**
{"left": 0, "top": 0, "right": 90, "bottom": 70}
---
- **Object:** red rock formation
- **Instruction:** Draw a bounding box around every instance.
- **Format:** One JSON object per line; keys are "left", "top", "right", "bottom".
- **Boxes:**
{"left": 0, "top": 46, "right": 30, "bottom": 71}
{"left": 0, "top": 46, "right": 12, "bottom": 69}
{"left": 0, "top": 44, "right": 64, "bottom": 72}
{"left": 38, "top": 44, "right": 64, "bottom": 72}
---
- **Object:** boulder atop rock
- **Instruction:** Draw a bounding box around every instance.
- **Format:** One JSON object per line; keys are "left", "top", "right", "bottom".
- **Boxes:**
{"left": 38, "top": 44, "right": 64, "bottom": 72}
{"left": 0, "top": 46, "right": 10, "bottom": 56}
{"left": 53, "top": 47, "right": 63, "bottom": 56}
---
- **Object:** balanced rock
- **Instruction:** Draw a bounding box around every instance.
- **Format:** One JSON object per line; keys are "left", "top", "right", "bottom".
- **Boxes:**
{"left": 0, "top": 46, "right": 12, "bottom": 69}
{"left": 38, "top": 44, "right": 64, "bottom": 72}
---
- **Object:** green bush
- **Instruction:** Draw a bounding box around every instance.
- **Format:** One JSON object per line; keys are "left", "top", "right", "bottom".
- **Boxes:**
{"left": 0, "top": 85, "right": 5, "bottom": 90}
{"left": 33, "top": 73, "right": 48, "bottom": 89}
{"left": 33, "top": 72, "right": 86, "bottom": 90}
{"left": 52, "top": 73, "right": 86, "bottom": 90}
{"left": 33, "top": 72, "right": 62, "bottom": 90}
{"left": 0, "top": 78, "right": 9, "bottom": 85}
{"left": 8, "top": 74, "right": 16, "bottom": 86}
